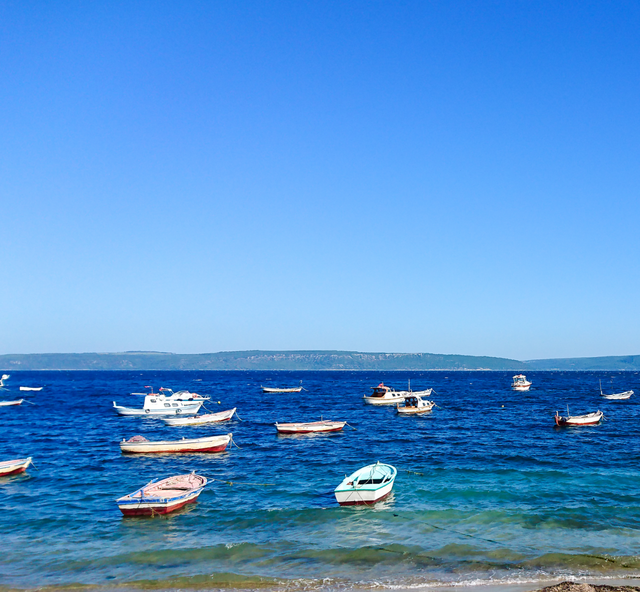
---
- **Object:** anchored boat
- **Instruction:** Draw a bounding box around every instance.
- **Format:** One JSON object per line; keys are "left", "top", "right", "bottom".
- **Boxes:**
{"left": 511, "top": 375, "right": 532, "bottom": 391}
{"left": 363, "top": 381, "right": 432, "bottom": 406}
{"left": 262, "top": 381, "right": 304, "bottom": 393}
{"left": 120, "top": 433, "right": 232, "bottom": 454}
{"left": 116, "top": 472, "right": 207, "bottom": 516}
{"left": 397, "top": 394, "right": 435, "bottom": 415}
{"left": 0, "top": 457, "right": 32, "bottom": 477}
{"left": 334, "top": 462, "right": 397, "bottom": 506}
{"left": 554, "top": 409, "right": 603, "bottom": 426}
{"left": 163, "top": 408, "right": 237, "bottom": 426}
{"left": 0, "top": 399, "right": 24, "bottom": 407}
{"left": 19, "top": 386, "right": 43, "bottom": 391}
{"left": 275, "top": 420, "right": 346, "bottom": 434}
{"left": 113, "top": 389, "right": 208, "bottom": 416}
{"left": 600, "top": 380, "right": 633, "bottom": 400}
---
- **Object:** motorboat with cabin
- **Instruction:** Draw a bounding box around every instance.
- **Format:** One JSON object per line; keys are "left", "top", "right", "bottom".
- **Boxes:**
{"left": 511, "top": 375, "right": 532, "bottom": 391}
{"left": 334, "top": 461, "right": 397, "bottom": 506}
{"left": 363, "top": 382, "right": 432, "bottom": 405}
{"left": 397, "top": 394, "right": 435, "bottom": 415}
{"left": 113, "top": 388, "right": 209, "bottom": 416}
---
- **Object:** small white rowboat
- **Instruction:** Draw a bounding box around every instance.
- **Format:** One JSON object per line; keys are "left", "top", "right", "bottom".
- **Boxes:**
{"left": 0, "top": 399, "right": 24, "bottom": 407}
{"left": 0, "top": 457, "right": 32, "bottom": 477}
{"left": 600, "top": 381, "right": 633, "bottom": 400}
{"left": 116, "top": 472, "right": 207, "bottom": 516}
{"left": 262, "top": 385, "right": 303, "bottom": 393}
{"left": 120, "top": 433, "right": 232, "bottom": 454}
{"left": 275, "top": 420, "right": 346, "bottom": 434}
{"left": 19, "top": 387, "right": 43, "bottom": 392}
{"left": 335, "top": 462, "right": 397, "bottom": 506}
{"left": 555, "top": 410, "right": 603, "bottom": 426}
{"left": 163, "top": 408, "right": 237, "bottom": 426}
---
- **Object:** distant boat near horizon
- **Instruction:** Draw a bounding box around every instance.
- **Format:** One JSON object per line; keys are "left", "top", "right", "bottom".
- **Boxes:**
{"left": 512, "top": 375, "right": 532, "bottom": 391}
{"left": 262, "top": 381, "right": 304, "bottom": 393}
{"left": 600, "top": 380, "right": 633, "bottom": 400}
{"left": 19, "top": 386, "right": 43, "bottom": 392}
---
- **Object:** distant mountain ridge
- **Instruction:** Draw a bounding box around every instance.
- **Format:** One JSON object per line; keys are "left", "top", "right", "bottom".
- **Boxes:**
{"left": 1, "top": 350, "right": 639, "bottom": 370}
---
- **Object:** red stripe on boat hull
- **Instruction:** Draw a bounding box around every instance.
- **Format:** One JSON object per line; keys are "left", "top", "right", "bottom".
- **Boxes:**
{"left": 277, "top": 427, "right": 344, "bottom": 434}
{"left": 119, "top": 497, "right": 200, "bottom": 516}
{"left": 0, "top": 466, "right": 27, "bottom": 477}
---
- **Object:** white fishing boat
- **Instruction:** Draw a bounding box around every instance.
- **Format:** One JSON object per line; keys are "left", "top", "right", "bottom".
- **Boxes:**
{"left": 262, "top": 381, "right": 304, "bottom": 393}
{"left": 0, "top": 399, "right": 24, "bottom": 407}
{"left": 396, "top": 394, "right": 435, "bottom": 415}
{"left": 120, "top": 433, "right": 232, "bottom": 454}
{"left": 113, "top": 390, "right": 208, "bottom": 416}
{"left": 163, "top": 408, "right": 237, "bottom": 426}
{"left": 275, "top": 420, "right": 346, "bottom": 434}
{"left": 0, "top": 457, "right": 32, "bottom": 477}
{"left": 19, "top": 386, "right": 43, "bottom": 391}
{"left": 334, "top": 462, "right": 397, "bottom": 506}
{"left": 555, "top": 409, "right": 603, "bottom": 427}
{"left": 511, "top": 375, "right": 532, "bottom": 391}
{"left": 363, "top": 381, "right": 432, "bottom": 406}
{"left": 116, "top": 472, "right": 207, "bottom": 516}
{"left": 600, "top": 380, "right": 633, "bottom": 400}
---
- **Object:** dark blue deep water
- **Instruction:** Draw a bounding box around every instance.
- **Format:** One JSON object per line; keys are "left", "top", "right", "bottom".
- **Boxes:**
{"left": 2, "top": 370, "right": 640, "bottom": 591}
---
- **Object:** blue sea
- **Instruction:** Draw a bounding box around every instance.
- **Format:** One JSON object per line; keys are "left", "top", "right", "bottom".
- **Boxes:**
{"left": 2, "top": 370, "right": 640, "bottom": 591}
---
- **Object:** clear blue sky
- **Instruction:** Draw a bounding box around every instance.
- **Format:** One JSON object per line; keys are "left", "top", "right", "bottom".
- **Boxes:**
{"left": 1, "top": 1, "right": 639, "bottom": 360}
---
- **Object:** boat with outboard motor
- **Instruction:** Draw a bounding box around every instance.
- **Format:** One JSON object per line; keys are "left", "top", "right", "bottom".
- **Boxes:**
{"left": 163, "top": 408, "right": 237, "bottom": 426}
{"left": 275, "top": 420, "right": 346, "bottom": 434}
{"left": 0, "top": 457, "right": 32, "bottom": 477}
{"left": 363, "top": 381, "right": 432, "bottom": 406}
{"left": 334, "top": 461, "right": 397, "bottom": 506}
{"left": 113, "top": 388, "right": 208, "bottom": 416}
{"left": 120, "top": 433, "right": 232, "bottom": 454}
{"left": 116, "top": 472, "right": 207, "bottom": 516}
{"left": 397, "top": 394, "right": 435, "bottom": 415}
{"left": 511, "top": 375, "right": 532, "bottom": 391}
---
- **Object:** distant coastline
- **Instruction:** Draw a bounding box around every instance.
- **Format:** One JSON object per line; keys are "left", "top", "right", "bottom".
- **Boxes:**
{"left": 1, "top": 350, "right": 640, "bottom": 371}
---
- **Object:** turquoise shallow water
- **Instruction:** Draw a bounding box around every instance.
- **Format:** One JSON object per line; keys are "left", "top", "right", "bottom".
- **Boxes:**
{"left": 1, "top": 370, "right": 640, "bottom": 590}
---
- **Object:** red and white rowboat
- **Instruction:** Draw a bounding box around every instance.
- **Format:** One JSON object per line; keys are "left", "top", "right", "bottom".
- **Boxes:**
{"left": 120, "top": 433, "right": 232, "bottom": 454}
{"left": 275, "top": 420, "right": 346, "bottom": 434}
{"left": 0, "top": 457, "right": 32, "bottom": 477}
{"left": 0, "top": 399, "right": 24, "bottom": 407}
{"left": 116, "top": 472, "right": 207, "bottom": 516}
{"left": 555, "top": 410, "right": 603, "bottom": 426}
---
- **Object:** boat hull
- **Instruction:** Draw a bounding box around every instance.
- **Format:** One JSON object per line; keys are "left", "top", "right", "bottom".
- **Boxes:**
{"left": 555, "top": 412, "right": 603, "bottom": 426}
{"left": 512, "top": 385, "right": 531, "bottom": 391}
{"left": 0, "top": 399, "right": 24, "bottom": 407}
{"left": 120, "top": 434, "right": 232, "bottom": 454}
{"left": 397, "top": 406, "right": 433, "bottom": 414}
{"left": 0, "top": 458, "right": 32, "bottom": 477}
{"left": 163, "top": 408, "right": 236, "bottom": 426}
{"left": 114, "top": 403, "right": 203, "bottom": 416}
{"left": 262, "top": 387, "right": 303, "bottom": 393}
{"left": 363, "top": 395, "right": 405, "bottom": 405}
{"left": 19, "top": 387, "right": 42, "bottom": 391}
{"left": 603, "top": 391, "right": 633, "bottom": 400}
{"left": 275, "top": 421, "right": 346, "bottom": 434}
{"left": 118, "top": 491, "right": 202, "bottom": 516}
{"left": 334, "top": 462, "right": 397, "bottom": 506}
